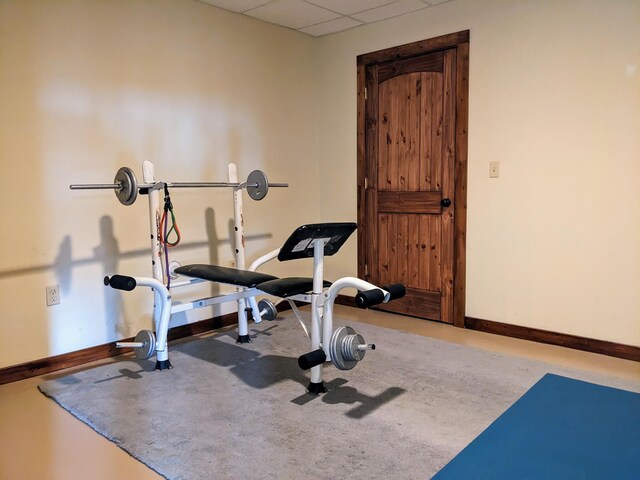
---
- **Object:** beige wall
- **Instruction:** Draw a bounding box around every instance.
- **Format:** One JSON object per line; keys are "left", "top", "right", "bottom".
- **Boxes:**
{"left": 315, "top": 0, "right": 640, "bottom": 346}
{"left": 0, "top": 0, "right": 320, "bottom": 367}
{"left": 1, "top": 0, "right": 638, "bottom": 369}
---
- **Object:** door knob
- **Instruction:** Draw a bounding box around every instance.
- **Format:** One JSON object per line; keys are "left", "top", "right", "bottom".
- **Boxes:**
{"left": 441, "top": 197, "right": 451, "bottom": 208}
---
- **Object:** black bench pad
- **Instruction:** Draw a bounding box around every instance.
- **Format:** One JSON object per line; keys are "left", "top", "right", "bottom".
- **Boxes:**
{"left": 175, "top": 264, "right": 278, "bottom": 288}
{"left": 257, "top": 277, "right": 332, "bottom": 297}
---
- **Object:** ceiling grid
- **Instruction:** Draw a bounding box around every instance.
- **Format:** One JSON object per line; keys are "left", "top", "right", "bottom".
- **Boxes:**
{"left": 199, "top": 0, "right": 452, "bottom": 37}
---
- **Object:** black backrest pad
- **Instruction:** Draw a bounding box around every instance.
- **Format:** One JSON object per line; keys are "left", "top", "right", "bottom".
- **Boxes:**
{"left": 278, "top": 223, "right": 357, "bottom": 262}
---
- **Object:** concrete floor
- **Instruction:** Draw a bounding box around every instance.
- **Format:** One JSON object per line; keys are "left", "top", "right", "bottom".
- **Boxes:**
{"left": 1, "top": 305, "right": 638, "bottom": 480}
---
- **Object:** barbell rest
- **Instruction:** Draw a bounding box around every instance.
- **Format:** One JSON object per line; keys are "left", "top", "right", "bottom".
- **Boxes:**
{"left": 298, "top": 348, "right": 327, "bottom": 370}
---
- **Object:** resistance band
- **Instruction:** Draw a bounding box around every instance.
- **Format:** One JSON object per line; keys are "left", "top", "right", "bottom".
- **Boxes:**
{"left": 159, "top": 184, "right": 181, "bottom": 288}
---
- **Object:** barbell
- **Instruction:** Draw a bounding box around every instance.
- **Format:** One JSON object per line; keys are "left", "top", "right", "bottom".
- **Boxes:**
{"left": 70, "top": 166, "right": 288, "bottom": 205}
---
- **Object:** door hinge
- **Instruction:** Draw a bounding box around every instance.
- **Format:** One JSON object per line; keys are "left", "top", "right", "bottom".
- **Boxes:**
{"left": 364, "top": 87, "right": 368, "bottom": 100}
{"left": 364, "top": 177, "right": 369, "bottom": 190}
{"left": 364, "top": 264, "right": 369, "bottom": 276}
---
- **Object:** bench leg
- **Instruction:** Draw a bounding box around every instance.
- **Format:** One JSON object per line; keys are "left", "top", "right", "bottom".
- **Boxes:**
{"left": 236, "top": 297, "right": 251, "bottom": 343}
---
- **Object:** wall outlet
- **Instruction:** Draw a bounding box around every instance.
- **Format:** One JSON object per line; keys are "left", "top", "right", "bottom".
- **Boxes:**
{"left": 46, "top": 285, "right": 60, "bottom": 306}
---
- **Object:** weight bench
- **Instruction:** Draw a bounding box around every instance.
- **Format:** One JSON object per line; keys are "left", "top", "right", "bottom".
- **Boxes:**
{"left": 174, "top": 265, "right": 329, "bottom": 298}
{"left": 106, "top": 222, "right": 405, "bottom": 394}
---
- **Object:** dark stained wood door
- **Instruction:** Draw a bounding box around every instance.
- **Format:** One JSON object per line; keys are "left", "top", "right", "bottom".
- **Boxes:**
{"left": 357, "top": 32, "right": 469, "bottom": 325}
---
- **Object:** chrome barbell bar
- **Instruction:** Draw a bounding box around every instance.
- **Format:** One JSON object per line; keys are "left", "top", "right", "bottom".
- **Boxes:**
{"left": 70, "top": 166, "right": 288, "bottom": 205}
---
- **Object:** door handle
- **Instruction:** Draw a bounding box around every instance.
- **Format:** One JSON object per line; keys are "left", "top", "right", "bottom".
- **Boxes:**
{"left": 441, "top": 197, "right": 451, "bottom": 208}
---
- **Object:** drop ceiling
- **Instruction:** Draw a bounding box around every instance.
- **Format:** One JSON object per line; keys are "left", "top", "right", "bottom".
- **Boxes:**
{"left": 198, "top": 0, "right": 452, "bottom": 37}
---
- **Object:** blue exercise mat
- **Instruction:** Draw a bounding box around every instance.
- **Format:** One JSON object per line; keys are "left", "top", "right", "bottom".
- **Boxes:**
{"left": 433, "top": 373, "right": 640, "bottom": 480}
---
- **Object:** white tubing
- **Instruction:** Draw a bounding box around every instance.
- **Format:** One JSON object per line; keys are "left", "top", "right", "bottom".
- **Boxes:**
{"left": 229, "top": 163, "right": 250, "bottom": 337}
{"left": 248, "top": 248, "right": 280, "bottom": 272}
{"left": 130, "top": 276, "right": 172, "bottom": 358}
{"left": 143, "top": 162, "right": 165, "bottom": 336}
{"left": 247, "top": 248, "right": 281, "bottom": 324}
{"left": 322, "top": 295, "right": 334, "bottom": 360}
{"left": 229, "top": 164, "right": 245, "bottom": 272}
{"left": 310, "top": 238, "right": 325, "bottom": 384}
{"left": 167, "top": 278, "right": 205, "bottom": 289}
{"left": 326, "top": 277, "right": 390, "bottom": 304}
{"left": 143, "top": 161, "right": 164, "bottom": 284}
{"left": 248, "top": 296, "right": 262, "bottom": 324}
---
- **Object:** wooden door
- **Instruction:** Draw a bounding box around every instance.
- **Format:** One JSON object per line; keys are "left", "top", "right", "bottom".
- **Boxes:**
{"left": 357, "top": 32, "right": 469, "bottom": 326}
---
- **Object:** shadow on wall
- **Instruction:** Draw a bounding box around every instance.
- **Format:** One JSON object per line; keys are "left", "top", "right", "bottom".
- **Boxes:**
{"left": 0, "top": 207, "right": 273, "bottom": 335}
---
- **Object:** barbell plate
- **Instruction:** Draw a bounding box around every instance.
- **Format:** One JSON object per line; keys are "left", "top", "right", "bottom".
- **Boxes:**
{"left": 329, "top": 326, "right": 358, "bottom": 371}
{"left": 133, "top": 329, "right": 156, "bottom": 360}
{"left": 114, "top": 166, "right": 138, "bottom": 206}
{"left": 258, "top": 298, "right": 278, "bottom": 321}
{"left": 246, "top": 170, "right": 269, "bottom": 201}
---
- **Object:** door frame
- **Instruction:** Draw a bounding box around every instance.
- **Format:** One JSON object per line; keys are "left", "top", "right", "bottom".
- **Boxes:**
{"left": 356, "top": 30, "right": 469, "bottom": 328}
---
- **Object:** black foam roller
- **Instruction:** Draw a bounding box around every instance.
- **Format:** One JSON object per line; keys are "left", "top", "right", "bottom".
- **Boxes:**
{"left": 355, "top": 288, "right": 385, "bottom": 308}
{"left": 298, "top": 349, "right": 326, "bottom": 370}
{"left": 383, "top": 283, "right": 406, "bottom": 301}
{"left": 105, "top": 275, "right": 137, "bottom": 291}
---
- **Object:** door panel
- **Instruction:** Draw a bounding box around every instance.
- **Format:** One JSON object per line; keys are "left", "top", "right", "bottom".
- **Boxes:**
{"left": 377, "top": 72, "right": 421, "bottom": 192}
{"left": 377, "top": 191, "right": 441, "bottom": 214}
{"left": 365, "top": 49, "right": 456, "bottom": 323}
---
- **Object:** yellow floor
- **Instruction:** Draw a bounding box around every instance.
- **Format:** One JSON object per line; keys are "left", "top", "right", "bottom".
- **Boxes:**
{"left": 1, "top": 305, "right": 638, "bottom": 480}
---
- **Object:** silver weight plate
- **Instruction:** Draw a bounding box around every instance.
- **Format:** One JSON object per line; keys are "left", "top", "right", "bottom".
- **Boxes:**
{"left": 133, "top": 329, "right": 156, "bottom": 360}
{"left": 114, "top": 167, "right": 138, "bottom": 206}
{"left": 246, "top": 170, "right": 269, "bottom": 201}
{"left": 329, "top": 326, "right": 360, "bottom": 370}
{"left": 258, "top": 299, "right": 278, "bottom": 321}
{"left": 344, "top": 332, "right": 367, "bottom": 362}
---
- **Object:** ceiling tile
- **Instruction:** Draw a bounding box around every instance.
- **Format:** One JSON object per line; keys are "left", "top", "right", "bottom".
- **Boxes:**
{"left": 198, "top": 0, "right": 272, "bottom": 14}
{"left": 299, "top": 16, "right": 363, "bottom": 36}
{"left": 351, "top": 0, "right": 427, "bottom": 23}
{"left": 246, "top": 0, "right": 340, "bottom": 29}
{"left": 304, "top": 0, "right": 394, "bottom": 16}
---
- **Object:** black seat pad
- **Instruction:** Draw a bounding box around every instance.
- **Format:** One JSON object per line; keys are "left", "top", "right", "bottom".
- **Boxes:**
{"left": 175, "top": 264, "right": 277, "bottom": 288}
{"left": 257, "top": 277, "right": 331, "bottom": 297}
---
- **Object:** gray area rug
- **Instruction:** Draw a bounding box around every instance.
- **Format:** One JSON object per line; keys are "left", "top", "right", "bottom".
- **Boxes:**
{"left": 39, "top": 315, "right": 640, "bottom": 480}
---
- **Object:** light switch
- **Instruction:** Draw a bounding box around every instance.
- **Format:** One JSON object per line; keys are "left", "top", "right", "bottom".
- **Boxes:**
{"left": 489, "top": 161, "right": 500, "bottom": 178}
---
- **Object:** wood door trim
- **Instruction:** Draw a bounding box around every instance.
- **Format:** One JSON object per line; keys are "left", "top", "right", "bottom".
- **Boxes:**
{"left": 357, "top": 31, "right": 469, "bottom": 66}
{"left": 357, "top": 30, "right": 469, "bottom": 327}
{"left": 453, "top": 40, "right": 469, "bottom": 328}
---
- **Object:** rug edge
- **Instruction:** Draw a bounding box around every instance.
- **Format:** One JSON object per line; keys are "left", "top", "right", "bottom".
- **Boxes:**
{"left": 37, "top": 383, "right": 170, "bottom": 480}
